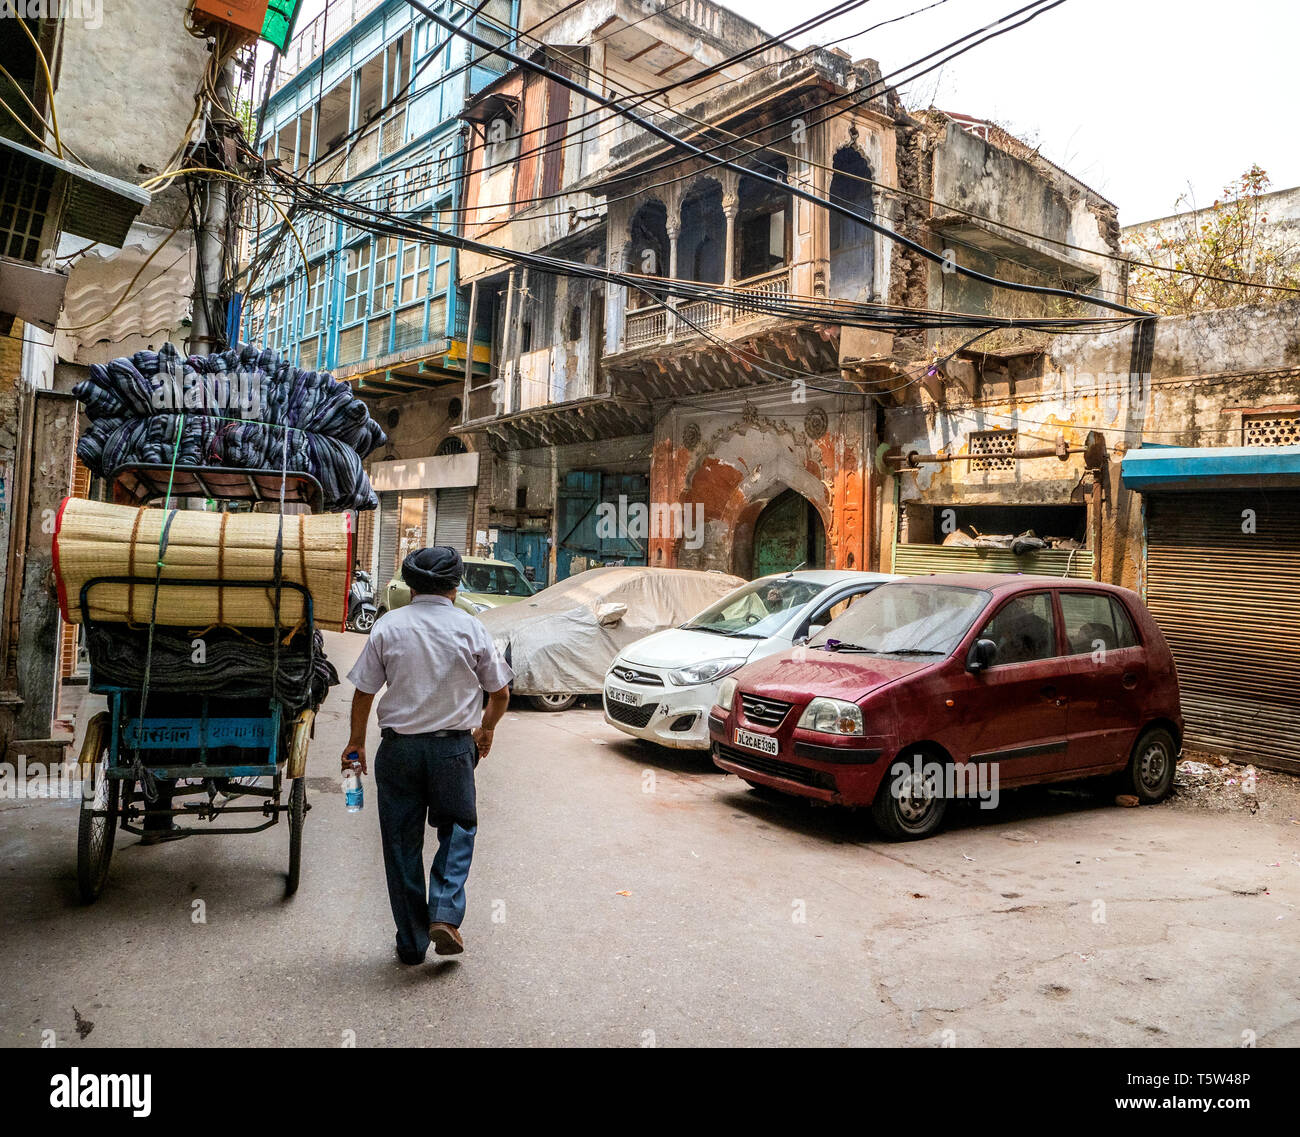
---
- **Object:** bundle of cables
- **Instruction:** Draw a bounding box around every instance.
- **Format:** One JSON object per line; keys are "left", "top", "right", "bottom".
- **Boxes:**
{"left": 73, "top": 342, "right": 388, "bottom": 512}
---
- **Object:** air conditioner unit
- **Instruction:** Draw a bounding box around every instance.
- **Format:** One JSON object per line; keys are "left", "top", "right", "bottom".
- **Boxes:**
{"left": 0, "top": 135, "right": 151, "bottom": 330}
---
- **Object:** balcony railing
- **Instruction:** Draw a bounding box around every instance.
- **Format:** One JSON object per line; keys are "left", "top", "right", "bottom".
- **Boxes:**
{"left": 622, "top": 267, "right": 791, "bottom": 352}
{"left": 274, "top": 0, "right": 386, "bottom": 90}
{"left": 624, "top": 303, "right": 669, "bottom": 351}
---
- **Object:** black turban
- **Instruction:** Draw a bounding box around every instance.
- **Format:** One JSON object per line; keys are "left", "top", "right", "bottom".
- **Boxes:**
{"left": 402, "top": 546, "right": 463, "bottom": 593}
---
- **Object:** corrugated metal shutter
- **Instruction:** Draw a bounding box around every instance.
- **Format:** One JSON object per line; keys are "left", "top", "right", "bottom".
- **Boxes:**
{"left": 1146, "top": 491, "right": 1300, "bottom": 772}
{"left": 434, "top": 486, "right": 471, "bottom": 553}
{"left": 891, "top": 543, "right": 1094, "bottom": 578}
{"left": 377, "top": 491, "right": 399, "bottom": 586}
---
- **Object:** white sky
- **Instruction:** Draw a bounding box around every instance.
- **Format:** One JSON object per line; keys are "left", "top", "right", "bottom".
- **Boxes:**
{"left": 735, "top": 0, "right": 1300, "bottom": 224}
{"left": 287, "top": 0, "right": 1298, "bottom": 224}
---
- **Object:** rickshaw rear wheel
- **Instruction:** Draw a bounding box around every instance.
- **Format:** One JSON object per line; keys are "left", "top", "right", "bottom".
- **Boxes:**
{"left": 285, "top": 777, "right": 306, "bottom": 896}
{"left": 76, "top": 737, "right": 119, "bottom": 904}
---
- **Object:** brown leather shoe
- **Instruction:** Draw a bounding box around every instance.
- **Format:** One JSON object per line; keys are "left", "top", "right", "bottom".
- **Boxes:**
{"left": 429, "top": 922, "right": 464, "bottom": 956}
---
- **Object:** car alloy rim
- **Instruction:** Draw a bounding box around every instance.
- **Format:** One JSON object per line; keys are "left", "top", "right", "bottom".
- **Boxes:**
{"left": 1139, "top": 740, "right": 1169, "bottom": 791}
{"left": 541, "top": 694, "right": 570, "bottom": 706}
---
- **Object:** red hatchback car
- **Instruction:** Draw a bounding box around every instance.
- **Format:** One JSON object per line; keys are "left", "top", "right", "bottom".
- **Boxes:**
{"left": 709, "top": 574, "right": 1183, "bottom": 839}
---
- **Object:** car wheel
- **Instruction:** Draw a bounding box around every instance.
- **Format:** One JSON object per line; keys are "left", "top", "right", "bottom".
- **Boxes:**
{"left": 1121, "top": 726, "right": 1177, "bottom": 803}
{"left": 870, "top": 756, "right": 949, "bottom": 841}
{"left": 529, "top": 693, "right": 577, "bottom": 712}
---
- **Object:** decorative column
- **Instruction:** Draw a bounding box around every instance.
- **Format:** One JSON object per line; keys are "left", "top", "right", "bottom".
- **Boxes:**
{"left": 606, "top": 214, "right": 629, "bottom": 353}
{"left": 721, "top": 171, "right": 740, "bottom": 288}
{"left": 665, "top": 216, "right": 681, "bottom": 342}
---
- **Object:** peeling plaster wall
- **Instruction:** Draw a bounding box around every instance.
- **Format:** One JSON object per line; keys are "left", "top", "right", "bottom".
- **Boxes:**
{"left": 363, "top": 390, "right": 468, "bottom": 464}
{"left": 0, "top": 323, "right": 25, "bottom": 653}
{"left": 883, "top": 114, "right": 1124, "bottom": 362}
{"left": 55, "top": 1, "right": 210, "bottom": 230}
{"left": 929, "top": 121, "right": 1120, "bottom": 295}
{"left": 650, "top": 388, "right": 869, "bottom": 576}
{"left": 880, "top": 300, "right": 1300, "bottom": 592}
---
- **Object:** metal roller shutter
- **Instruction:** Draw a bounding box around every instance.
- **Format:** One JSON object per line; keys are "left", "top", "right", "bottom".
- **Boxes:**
{"left": 434, "top": 486, "right": 471, "bottom": 553}
{"left": 1145, "top": 491, "right": 1300, "bottom": 771}
{"left": 377, "top": 491, "right": 399, "bottom": 586}
{"left": 891, "top": 543, "right": 1094, "bottom": 578}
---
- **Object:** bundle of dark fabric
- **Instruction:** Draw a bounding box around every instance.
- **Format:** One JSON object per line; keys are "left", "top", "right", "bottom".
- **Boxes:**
{"left": 85, "top": 624, "right": 339, "bottom": 715}
{"left": 73, "top": 343, "right": 386, "bottom": 512}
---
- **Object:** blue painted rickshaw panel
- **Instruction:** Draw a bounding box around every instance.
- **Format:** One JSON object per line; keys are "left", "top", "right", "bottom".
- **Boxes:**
{"left": 123, "top": 717, "right": 276, "bottom": 750}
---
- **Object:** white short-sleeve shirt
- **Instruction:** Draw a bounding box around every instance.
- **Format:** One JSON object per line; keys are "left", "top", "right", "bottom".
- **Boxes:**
{"left": 347, "top": 594, "right": 513, "bottom": 734}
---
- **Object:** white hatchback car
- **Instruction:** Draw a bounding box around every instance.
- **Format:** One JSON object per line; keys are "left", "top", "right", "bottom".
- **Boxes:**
{"left": 603, "top": 570, "right": 897, "bottom": 749}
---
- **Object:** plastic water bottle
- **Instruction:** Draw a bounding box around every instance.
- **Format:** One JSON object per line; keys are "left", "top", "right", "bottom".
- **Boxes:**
{"left": 343, "top": 753, "right": 364, "bottom": 813}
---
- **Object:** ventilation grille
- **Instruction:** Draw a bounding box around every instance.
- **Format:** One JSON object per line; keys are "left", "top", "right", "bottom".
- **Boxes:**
{"left": 969, "top": 429, "right": 1017, "bottom": 471}
{"left": 0, "top": 146, "right": 57, "bottom": 262}
{"left": 1244, "top": 411, "right": 1300, "bottom": 448}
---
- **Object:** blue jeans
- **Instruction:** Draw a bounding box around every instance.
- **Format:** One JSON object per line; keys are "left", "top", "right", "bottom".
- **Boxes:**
{"left": 374, "top": 729, "right": 478, "bottom": 959}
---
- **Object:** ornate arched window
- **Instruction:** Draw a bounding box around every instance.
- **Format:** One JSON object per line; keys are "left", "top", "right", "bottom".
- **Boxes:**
{"left": 828, "top": 147, "right": 875, "bottom": 302}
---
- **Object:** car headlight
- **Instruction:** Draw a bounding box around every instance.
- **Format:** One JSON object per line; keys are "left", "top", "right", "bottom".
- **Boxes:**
{"left": 714, "top": 676, "right": 739, "bottom": 712}
{"left": 797, "top": 697, "right": 864, "bottom": 736}
{"left": 670, "top": 658, "right": 744, "bottom": 686}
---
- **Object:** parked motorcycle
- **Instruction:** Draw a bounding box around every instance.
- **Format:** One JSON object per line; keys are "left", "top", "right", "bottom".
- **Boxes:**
{"left": 347, "top": 568, "right": 378, "bottom": 633}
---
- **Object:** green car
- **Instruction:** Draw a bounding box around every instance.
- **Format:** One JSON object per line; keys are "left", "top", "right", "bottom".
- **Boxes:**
{"left": 380, "top": 555, "right": 537, "bottom": 618}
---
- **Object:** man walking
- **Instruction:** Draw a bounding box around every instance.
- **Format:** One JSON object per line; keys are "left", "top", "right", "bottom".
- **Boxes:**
{"left": 344, "top": 546, "right": 512, "bottom": 963}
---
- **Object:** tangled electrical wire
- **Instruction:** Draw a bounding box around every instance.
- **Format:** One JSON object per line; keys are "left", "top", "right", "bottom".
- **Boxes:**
{"left": 257, "top": 155, "right": 1140, "bottom": 340}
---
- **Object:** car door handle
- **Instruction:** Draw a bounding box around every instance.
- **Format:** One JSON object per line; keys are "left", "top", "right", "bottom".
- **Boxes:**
{"left": 1122, "top": 673, "right": 1138, "bottom": 690}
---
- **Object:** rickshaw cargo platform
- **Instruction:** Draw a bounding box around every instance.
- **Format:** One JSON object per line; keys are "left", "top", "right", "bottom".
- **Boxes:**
{"left": 68, "top": 463, "right": 336, "bottom": 904}
{"left": 73, "top": 576, "right": 325, "bottom": 902}
{"left": 73, "top": 342, "right": 389, "bottom": 512}
{"left": 85, "top": 624, "right": 338, "bottom": 714}
{"left": 53, "top": 496, "right": 353, "bottom": 630}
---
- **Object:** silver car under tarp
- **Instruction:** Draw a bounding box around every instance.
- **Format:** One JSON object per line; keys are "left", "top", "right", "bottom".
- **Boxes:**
{"left": 478, "top": 567, "right": 744, "bottom": 700}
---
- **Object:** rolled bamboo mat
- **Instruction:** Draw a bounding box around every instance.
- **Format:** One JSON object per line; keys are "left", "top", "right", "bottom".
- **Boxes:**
{"left": 54, "top": 498, "right": 352, "bottom": 631}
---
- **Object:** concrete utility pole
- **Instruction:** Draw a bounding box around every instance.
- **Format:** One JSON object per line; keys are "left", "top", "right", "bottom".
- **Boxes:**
{"left": 190, "top": 59, "right": 239, "bottom": 355}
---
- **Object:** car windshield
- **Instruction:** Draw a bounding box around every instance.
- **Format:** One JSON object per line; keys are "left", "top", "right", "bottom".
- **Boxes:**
{"left": 808, "top": 583, "right": 990, "bottom": 655}
{"left": 462, "top": 563, "right": 534, "bottom": 596}
{"left": 683, "top": 577, "right": 825, "bottom": 638}
{"left": 494, "top": 566, "right": 535, "bottom": 596}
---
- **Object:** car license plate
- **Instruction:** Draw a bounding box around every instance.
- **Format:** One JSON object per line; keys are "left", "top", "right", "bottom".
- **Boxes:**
{"left": 607, "top": 686, "right": 640, "bottom": 707}
{"left": 734, "top": 727, "right": 778, "bottom": 755}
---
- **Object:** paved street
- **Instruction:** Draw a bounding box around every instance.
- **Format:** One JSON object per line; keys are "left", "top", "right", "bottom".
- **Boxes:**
{"left": 2, "top": 631, "right": 1298, "bottom": 1048}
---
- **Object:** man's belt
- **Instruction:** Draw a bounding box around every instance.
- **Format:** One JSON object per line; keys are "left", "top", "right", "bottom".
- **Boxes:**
{"left": 381, "top": 727, "right": 472, "bottom": 740}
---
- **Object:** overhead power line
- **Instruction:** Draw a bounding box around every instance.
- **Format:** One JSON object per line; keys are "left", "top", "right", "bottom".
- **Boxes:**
{"left": 396, "top": 0, "right": 1145, "bottom": 318}
{"left": 260, "top": 156, "right": 1138, "bottom": 339}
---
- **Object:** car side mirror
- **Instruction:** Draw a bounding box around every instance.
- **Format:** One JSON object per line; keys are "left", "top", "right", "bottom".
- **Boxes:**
{"left": 967, "top": 637, "right": 998, "bottom": 672}
{"left": 794, "top": 623, "right": 825, "bottom": 647}
{"left": 596, "top": 602, "right": 627, "bottom": 626}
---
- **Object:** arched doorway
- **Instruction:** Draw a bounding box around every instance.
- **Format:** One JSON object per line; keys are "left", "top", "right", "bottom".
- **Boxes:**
{"left": 828, "top": 146, "right": 875, "bottom": 302}
{"left": 679, "top": 179, "right": 726, "bottom": 283}
{"left": 629, "top": 199, "right": 669, "bottom": 277}
{"left": 753, "top": 489, "right": 826, "bottom": 576}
